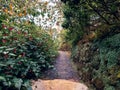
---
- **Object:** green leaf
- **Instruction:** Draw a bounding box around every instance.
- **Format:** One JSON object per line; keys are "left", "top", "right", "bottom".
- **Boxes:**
{"left": 22, "top": 80, "right": 32, "bottom": 90}
{"left": 0, "top": 46, "right": 6, "bottom": 49}
{"left": 13, "top": 78, "right": 23, "bottom": 90}
{"left": 3, "top": 81, "right": 9, "bottom": 86}
{"left": 9, "top": 53, "right": 16, "bottom": 56}
{"left": 23, "top": 80, "right": 30, "bottom": 87}
{"left": 0, "top": 76, "right": 6, "bottom": 81}
{"left": 0, "top": 63, "right": 7, "bottom": 66}
{"left": 0, "top": 50, "right": 3, "bottom": 53}
{"left": 6, "top": 60, "right": 15, "bottom": 65}
{"left": 6, "top": 75, "right": 13, "bottom": 78}
{"left": 6, "top": 48, "right": 14, "bottom": 51}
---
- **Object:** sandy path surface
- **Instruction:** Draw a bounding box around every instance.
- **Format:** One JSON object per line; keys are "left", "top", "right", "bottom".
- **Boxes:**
{"left": 32, "top": 51, "right": 88, "bottom": 90}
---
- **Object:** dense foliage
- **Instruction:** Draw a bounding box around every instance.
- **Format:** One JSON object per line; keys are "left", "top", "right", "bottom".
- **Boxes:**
{"left": 62, "top": 0, "right": 120, "bottom": 90}
{"left": 0, "top": 0, "right": 57, "bottom": 90}
{"left": 61, "top": 0, "right": 120, "bottom": 45}
{"left": 61, "top": 1, "right": 89, "bottom": 45}
{"left": 72, "top": 33, "right": 120, "bottom": 90}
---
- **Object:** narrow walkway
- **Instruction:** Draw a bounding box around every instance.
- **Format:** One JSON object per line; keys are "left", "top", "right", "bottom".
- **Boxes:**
{"left": 45, "top": 51, "right": 80, "bottom": 82}
{"left": 32, "top": 51, "right": 88, "bottom": 90}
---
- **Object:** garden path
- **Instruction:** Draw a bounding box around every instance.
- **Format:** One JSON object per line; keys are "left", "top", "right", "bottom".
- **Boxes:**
{"left": 32, "top": 51, "right": 88, "bottom": 90}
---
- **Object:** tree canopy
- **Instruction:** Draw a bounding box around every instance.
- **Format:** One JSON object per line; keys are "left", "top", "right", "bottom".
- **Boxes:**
{"left": 61, "top": 0, "right": 120, "bottom": 45}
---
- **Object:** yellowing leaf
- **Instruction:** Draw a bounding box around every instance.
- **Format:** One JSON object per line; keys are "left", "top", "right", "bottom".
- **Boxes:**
{"left": 23, "top": 10, "right": 27, "bottom": 16}
{"left": 3, "top": 8, "right": 8, "bottom": 13}
{"left": 117, "top": 72, "right": 120, "bottom": 78}
{"left": 18, "top": 13, "right": 23, "bottom": 17}
{"left": 9, "top": 3, "right": 13, "bottom": 10}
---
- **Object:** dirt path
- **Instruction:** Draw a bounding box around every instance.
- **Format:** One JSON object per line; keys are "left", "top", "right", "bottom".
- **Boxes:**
{"left": 45, "top": 51, "right": 80, "bottom": 81}
{"left": 32, "top": 51, "right": 88, "bottom": 90}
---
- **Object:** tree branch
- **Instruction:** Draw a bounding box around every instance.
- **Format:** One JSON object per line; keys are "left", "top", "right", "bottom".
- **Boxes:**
{"left": 86, "top": 1, "right": 111, "bottom": 25}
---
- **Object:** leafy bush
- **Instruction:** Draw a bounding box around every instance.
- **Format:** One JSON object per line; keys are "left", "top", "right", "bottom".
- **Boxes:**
{"left": 0, "top": 1, "right": 58, "bottom": 90}
{"left": 0, "top": 19, "right": 57, "bottom": 90}
{"left": 72, "top": 33, "right": 120, "bottom": 90}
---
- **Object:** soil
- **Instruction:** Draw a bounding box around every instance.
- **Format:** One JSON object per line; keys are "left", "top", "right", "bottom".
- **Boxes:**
{"left": 32, "top": 51, "right": 88, "bottom": 90}
{"left": 44, "top": 51, "right": 80, "bottom": 82}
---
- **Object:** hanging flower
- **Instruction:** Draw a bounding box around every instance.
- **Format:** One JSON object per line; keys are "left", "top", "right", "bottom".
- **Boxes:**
{"left": 24, "top": 32, "right": 27, "bottom": 36}
{"left": 21, "top": 52, "right": 25, "bottom": 57}
{"left": 4, "top": 54, "right": 9, "bottom": 59}
{"left": 17, "top": 31, "right": 21, "bottom": 34}
{"left": 8, "top": 65, "right": 12, "bottom": 69}
{"left": 2, "top": 24, "right": 7, "bottom": 29}
{"left": 2, "top": 39, "right": 7, "bottom": 43}
{"left": 8, "top": 27, "right": 14, "bottom": 31}
{"left": 18, "top": 61, "right": 22, "bottom": 64}
{"left": 29, "top": 69, "right": 33, "bottom": 72}
{"left": 13, "top": 37, "right": 17, "bottom": 40}
{"left": 13, "top": 48, "right": 17, "bottom": 53}
{"left": 29, "top": 36, "right": 33, "bottom": 41}
{"left": 3, "top": 33, "right": 8, "bottom": 36}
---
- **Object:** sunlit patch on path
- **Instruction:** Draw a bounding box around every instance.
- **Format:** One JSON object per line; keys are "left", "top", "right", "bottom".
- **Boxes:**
{"left": 32, "top": 79, "right": 88, "bottom": 90}
{"left": 32, "top": 51, "right": 88, "bottom": 90}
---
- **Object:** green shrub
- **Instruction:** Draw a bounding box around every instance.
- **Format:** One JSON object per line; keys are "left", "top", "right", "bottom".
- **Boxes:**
{"left": 72, "top": 33, "right": 120, "bottom": 90}
{"left": 0, "top": 21, "right": 57, "bottom": 90}
{"left": 91, "top": 34, "right": 120, "bottom": 89}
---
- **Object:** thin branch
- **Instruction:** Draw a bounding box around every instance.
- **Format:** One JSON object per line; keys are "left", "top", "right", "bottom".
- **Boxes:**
{"left": 86, "top": 1, "right": 111, "bottom": 25}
